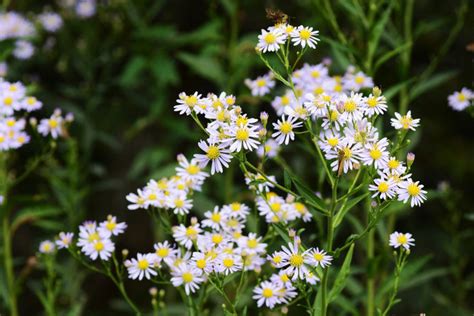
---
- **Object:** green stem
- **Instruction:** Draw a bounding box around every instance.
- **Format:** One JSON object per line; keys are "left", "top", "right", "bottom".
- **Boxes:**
{"left": 320, "top": 177, "right": 339, "bottom": 316}
{"left": 2, "top": 214, "right": 19, "bottom": 316}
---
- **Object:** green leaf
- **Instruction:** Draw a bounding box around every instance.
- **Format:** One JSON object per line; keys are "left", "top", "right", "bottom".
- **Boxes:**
{"left": 409, "top": 70, "right": 458, "bottom": 100}
{"left": 290, "top": 176, "right": 328, "bottom": 214}
{"left": 384, "top": 78, "right": 416, "bottom": 101}
{"left": 329, "top": 244, "right": 355, "bottom": 302}
{"left": 374, "top": 42, "right": 412, "bottom": 72}
{"left": 367, "top": 3, "right": 394, "bottom": 63}
{"left": 177, "top": 52, "right": 225, "bottom": 85}
{"left": 272, "top": 223, "right": 291, "bottom": 244}
{"left": 11, "top": 205, "right": 63, "bottom": 233}
{"left": 119, "top": 56, "right": 147, "bottom": 86}
{"left": 333, "top": 193, "right": 369, "bottom": 228}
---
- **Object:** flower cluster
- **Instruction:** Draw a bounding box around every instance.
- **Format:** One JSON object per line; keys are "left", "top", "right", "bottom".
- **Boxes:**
{"left": 254, "top": 239, "right": 332, "bottom": 308}
{"left": 126, "top": 154, "right": 209, "bottom": 215}
{"left": 0, "top": 79, "right": 73, "bottom": 150}
{"left": 245, "top": 60, "right": 427, "bottom": 207}
{"left": 448, "top": 87, "right": 473, "bottom": 112}
{"left": 257, "top": 24, "right": 320, "bottom": 52}
{"left": 0, "top": 12, "right": 35, "bottom": 41}
{"left": 173, "top": 91, "right": 262, "bottom": 175}
{"left": 44, "top": 215, "right": 126, "bottom": 261}
{"left": 122, "top": 206, "right": 270, "bottom": 295}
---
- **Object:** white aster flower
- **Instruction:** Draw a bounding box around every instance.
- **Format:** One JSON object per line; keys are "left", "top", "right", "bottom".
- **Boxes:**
{"left": 126, "top": 253, "right": 158, "bottom": 280}
{"left": 171, "top": 263, "right": 204, "bottom": 295}
{"left": 397, "top": 179, "right": 427, "bottom": 207}
{"left": 39, "top": 240, "right": 55, "bottom": 254}
{"left": 448, "top": 87, "right": 473, "bottom": 111}
{"left": 290, "top": 26, "right": 319, "bottom": 49}
{"left": 194, "top": 139, "right": 232, "bottom": 174}
{"left": 305, "top": 247, "right": 332, "bottom": 268}
{"left": 389, "top": 231, "right": 415, "bottom": 250}
{"left": 272, "top": 115, "right": 302, "bottom": 145}
{"left": 55, "top": 232, "right": 74, "bottom": 249}
{"left": 390, "top": 111, "right": 420, "bottom": 131}
{"left": 253, "top": 281, "right": 283, "bottom": 309}
{"left": 257, "top": 28, "right": 286, "bottom": 53}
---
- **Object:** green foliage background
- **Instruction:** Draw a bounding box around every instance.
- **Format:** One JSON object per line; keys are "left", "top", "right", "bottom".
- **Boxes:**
{"left": 1, "top": 0, "right": 473, "bottom": 315}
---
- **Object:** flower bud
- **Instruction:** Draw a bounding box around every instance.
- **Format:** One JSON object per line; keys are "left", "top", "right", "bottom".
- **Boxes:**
{"left": 149, "top": 287, "right": 158, "bottom": 297}
{"left": 372, "top": 86, "right": 382, "bottom": 97}
{"left": 29, "top": 117, "right": 37, "bottom": 127}
{"left": 288, "top": 229, "right": 296, "bottom": 238}
{"left": 258, "top": 128, "right": 267, "bottom": 141}
{"left": 190, "top": 217, "right": 198, "bottom": 225}
{"left": 121, "top": 249, "right": 129, "bottom": 258}
{"left": 260, "top": 111, "right": 269, "bottom": 126}
{"left": 281, "top": 306, "right": 289, "bottom": 314}
{"left": 407, "top": 152, "right": 415, "bottom": 167}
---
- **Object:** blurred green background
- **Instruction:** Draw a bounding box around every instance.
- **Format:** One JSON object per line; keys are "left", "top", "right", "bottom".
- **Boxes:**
{"left": 3, "top": 0, "right": 473, "bottom": 315}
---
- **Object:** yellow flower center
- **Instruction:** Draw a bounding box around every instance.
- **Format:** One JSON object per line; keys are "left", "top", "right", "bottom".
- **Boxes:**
{"left": 327, "top": 137, "right": 339, "bottom": 147}
{"left": 280, "top": 122, "right": 292, "bottom": 134}
{"left": 230, "top": 202, "right": 241, "bottom": 211}
{"left": 212, "top": 234, "right": 223, "bottom": 244}
{"left": 407, "top": 183, "right": 420, "bottom": 196}
{"left": 211, "top": 213, "right": 221, "bottom": 223}
{"left": 235, "top": 128, "right": 249, "bottom": 141}
{"left": 400, "top": 116, "right": 412, "bottom": 129}
{"left": 281, "top": 96, "right": 290, "bottom": 106}
{"left": 206, "top": 145, "right": 220, "bottom": 159}
{"left": 247, "top": 239, "right": 258, "bottom": 248}
{"left": 311, "top": 70, "right": 320, "bottom": 78}
{"left": 272, "top": 255, "right": 282, "bottom": 264}
{"left": 370, "top": 148, "right": 382, "bottom": 160}
{"left": 270, "top": 202, "right": 281, "bottom": 212}
{"left": 343, "top": 147, "right": 352, "bottom": 159}
{"left": 27, "top": 97, "right": 36, "bottom": 105}
{"left": 186, "top": 164, "right": 200, "bottom": 175}
{"left": 262, "top": 288, "right": 273, "bottom": 298}
{"left": 94, "top": 241, "right": 104, "bottom": 251}
{"left": 157, "top": 248, "right": 169, "bottom": 258}
{"left": 256, "top": 79, "right": 266, "bottom": 87}
{"left": 235, "top": 116, "right": 248, "bottom": 126}
{"left": 49, "top": 119, "right": 58, "bottom": 128}
{"left": 378, "top": 182, "right": 389, "bottom": 193}
{"left": 313, "top": 253, "right": 324, "bottom": 261}
{"left": 186, "top": 227, "right": 198, "bottom": 238}
{"left": 264, "top": 33, "right": 276, "bottom": 44}
{"left": 223, "top": 258, "right": 234, "bottom": 268}
{"left": 182, "top": 272, "right": 194, "bottom": 283}
{"left": 289, "top": 254, "right": 304, "bottom": 267}
{"left": 196, "top": 259, "right": 206, "bottom": 269}
{"left": 300, "top": 29, "right": 311, "bottom": 40}
{"left": 387, "top": 159, "right": 399, "bottom": 169}
{"left": 184, "top": 95, "right": 198, "bottom": 107}
{"left": 329, "top": 110, "right": 339, "bottom": 121}
{"left": 313, "top": 86, "right": 324, "bottom": 95}
{"left": 397, "top": 235, "right": 408, "bottom": 245}
{"left": 281, "top": 273, "right": 290, "bottom": 282}
{"left": 3, "top": 97, "right": 13, "bottom": 106}
{"left": 88, "top": 232, "right": 100, "bottom": 242}
{"left": 458, "top": 93, "right": 466, "bottom": 102}
{"left": 138, "top": 259, "right": 149, "bottom": 270}
{"left": 344, "top": 100, "right": 357, "bottom": 112}
{"left": 174, "top": 199, "right": 184, "bottom": 208}
{"left": 355, "top": 76, "right": 365, "bottom": 84}
{"left": 367, "top": 97, "right": 377, "bottom": 108}
{"left": 105, "top": 221, "right": 116, "bottom": 231}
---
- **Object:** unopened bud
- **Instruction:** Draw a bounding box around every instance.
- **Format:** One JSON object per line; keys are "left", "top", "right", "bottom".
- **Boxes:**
{"left": 149, "top": 287, "right": 158, "bottom": 297}
{"left": 286, "top": 194, "right": 295, "bottom": 203}
{"left": 190, "top": 217, "right": 198, "bottom": 225}
{"left": 29, "top": 117, "right": 37, "bottom": 127}
{"left": 288, "top": 229, "right": 296, "bottom": 238}
{"left": 407, "top": 152, "right": 415, "bottom": 167}
{"left": 260, "top": 111, "right": 269, "bottom": 126}
{"left": 121, "top": 249, "right": 129, "bottom": 258}
{"left": 258, "top": 128, "right": 267, "bottom": 140}
{"left": 322, "top": 57, "right": 332, "bottom": 66}
{"left": 281, "top": 306, "right": 289, "bottom": 314}
{"left": 234, "top": 106, "right": 242, "bottom": 115}
{"left": 159, "top": 289, "right": 165, "bottom": 298}
{"left": 372, "top": 86, "right": 382, "bottom": 97}
{"left": 65, "top": 113, "right": 74, "bottom": 122}
{"left": 53, "top": 108, "right": 62, "bottom": 116}
{"left": 370, "top": 200, "right": 378, "bottom": 208}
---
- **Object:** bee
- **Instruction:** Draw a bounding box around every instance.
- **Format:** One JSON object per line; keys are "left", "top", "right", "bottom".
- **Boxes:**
{"left": 265, "top": 8, "right": 288, "bottom": 25}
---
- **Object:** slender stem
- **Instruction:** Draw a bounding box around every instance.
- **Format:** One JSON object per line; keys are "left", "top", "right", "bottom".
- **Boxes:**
{"left": 3, "top": 214, "right": 19, "bottom": 316}
{"left": 320, "top": 177, "right": 339, "bottom": 316}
